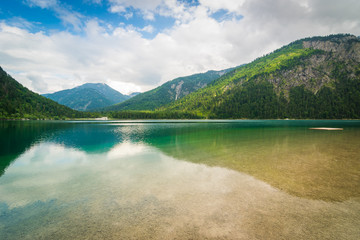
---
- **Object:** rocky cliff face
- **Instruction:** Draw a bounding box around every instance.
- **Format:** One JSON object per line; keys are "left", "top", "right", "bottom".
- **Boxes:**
{"left": 302, "top": 35, "right": 360, "bottom": 61}
{"left": 166, "top": 68, "right": 239, "bottom": 101}
{"left": 266, "top": 35, "right": 360, "bottom": 97}
{"left": 169, "top": 79, "right": 208, "bottom": 100}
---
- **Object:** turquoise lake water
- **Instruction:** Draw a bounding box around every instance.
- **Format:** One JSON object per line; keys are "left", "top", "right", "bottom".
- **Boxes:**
{"left": 0, "top": 120, "right": 359, "bottom": 239}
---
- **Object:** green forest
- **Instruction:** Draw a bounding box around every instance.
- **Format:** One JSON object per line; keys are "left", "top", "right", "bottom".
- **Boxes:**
{"left": 106, "top": 76, "right": 360, "bottom": 120}
{"left": 210, "top": 77, "right": 360, "bottom": 119}
{"left": 0, "top": 67, "right": 99, "bottom": 120}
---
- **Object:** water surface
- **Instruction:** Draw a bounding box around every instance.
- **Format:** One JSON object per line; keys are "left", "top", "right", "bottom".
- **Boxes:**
{"left": 0, "top": 120, "right": 359, "bottom": 239}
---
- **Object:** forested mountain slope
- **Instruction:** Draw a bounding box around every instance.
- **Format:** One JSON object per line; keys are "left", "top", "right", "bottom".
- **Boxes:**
{"left": 106, "top": 68, "right": 235, "bottom": 111}
{"left": 0, "top": 67, "right": 88, "bottom": 119}
{"left": 43, "top": 83, "right": 129, "bottom": 111}
{"left": 165, "top": 34, "right": 360, "bottom": 119}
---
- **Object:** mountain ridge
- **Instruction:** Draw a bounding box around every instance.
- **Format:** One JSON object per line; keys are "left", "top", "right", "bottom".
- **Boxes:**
{"left": 161, "top": 34, "right": 360, "bottom": 119}
{"left": 43, "top": 83, "right": 129, "bottom": 111}
{"left": 106, "top": 67, "right": 236, "bottom": 111}
{"left": 0, "top": 67, "right": 89, "bottom": 119}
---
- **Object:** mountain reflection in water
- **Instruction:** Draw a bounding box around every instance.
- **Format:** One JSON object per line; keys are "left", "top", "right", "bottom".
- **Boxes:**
{"left": 0, "top": 120, "right": 359, "bottom": 239}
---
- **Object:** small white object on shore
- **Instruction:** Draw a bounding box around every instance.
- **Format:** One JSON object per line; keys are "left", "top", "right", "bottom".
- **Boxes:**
{"left": 94, "top": 117, "right": 108, "bottom": 120}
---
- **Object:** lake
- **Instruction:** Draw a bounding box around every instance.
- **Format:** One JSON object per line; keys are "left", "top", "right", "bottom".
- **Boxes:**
{"left": 0, "top": 120, "right": 359, "bottom": 239}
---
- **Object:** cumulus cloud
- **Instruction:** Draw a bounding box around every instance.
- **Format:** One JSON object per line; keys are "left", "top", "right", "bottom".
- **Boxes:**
{"left": 26, "top": 73, "right": 49, "bottom": 93}
{"left": 109, "top": 5, "right": 126, "bottom": 14}
{"left": 1, "top": 0, "right": 360, "bottom": 95}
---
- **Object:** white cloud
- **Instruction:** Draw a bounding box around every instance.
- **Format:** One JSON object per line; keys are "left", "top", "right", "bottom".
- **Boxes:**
{"left": 5, "top": 17, "right": 36, "bottom": 30}
{"left": 26, "top": 73, "right": 49, "bottom": 93}
{"left": 1, "top": 0, "right": 360, "bottom": 95}
{"left": 109, "top": 5, "right": 126, "bottom": 14}
{"left": 140, "top": 25, "right": 154, "bottom": 33}
{"left": 24, "top": 0, "right": 58, "bottom": 9}
{"left": 142, "top": 10, "right": 155, "bottom": 21}
{"left": 108, "top": 0, "right": 164, "bottom": 11}
{"left": 87, "top": 0, "right": 103, "bottom": 5}
{"left": 107, "top": 0, "right": 196, "bottom": 23}
{"left": 199, "top": 0, "right": 246, "bottom": 13}
{"left": 124, "top": 11, "right": 134, "bottom": 20}
{"left": 54, "top": 7, "right": 84, "bottom": 31}
{"left": 107, "top": 0, "right": 163, "bottom": 20}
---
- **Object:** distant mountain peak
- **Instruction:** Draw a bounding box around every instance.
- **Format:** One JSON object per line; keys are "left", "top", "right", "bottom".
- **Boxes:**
{"left": 76, "top": 82, "right": 110, "bottom": 89}
{"left": 79, "top": 82, "right": 107, "bottom": 87}
{"left": 43, "top": 82, "right": 129, "bottom": 111}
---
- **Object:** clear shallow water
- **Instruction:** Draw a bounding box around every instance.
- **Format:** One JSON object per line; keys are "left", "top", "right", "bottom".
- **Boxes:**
{"left": 0, "top": 120, "right": 359, "bottom": 239}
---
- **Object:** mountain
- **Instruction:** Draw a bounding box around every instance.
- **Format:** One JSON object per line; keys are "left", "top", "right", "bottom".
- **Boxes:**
{"left": 43, "top": 83, "right": 129, "bottom": 111}
{"left": 0, "top": 67, "right": 87, "bottom": 119}
{"left": 164, "top": 34, "right": 360, "bottom": 119}
{"left": 106, "top": 68, "right": 235, "bottom": 111}
{"left": 76, "top": 83, "right": 129, "bottom": 103}
{"left": 128, "top": 92, "right": 141, "bottom": 98}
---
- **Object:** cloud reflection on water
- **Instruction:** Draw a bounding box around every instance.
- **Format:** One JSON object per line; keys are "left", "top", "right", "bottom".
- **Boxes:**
{"left": 1, "top": 121, "right": 360, "bottom": 239}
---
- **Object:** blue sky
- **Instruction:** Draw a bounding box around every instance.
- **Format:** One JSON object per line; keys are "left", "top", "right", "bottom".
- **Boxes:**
{"left": 0, "top": 0, "right": 360, "bottom": 94}
{"left": 2, "top": 0, "right": 183, "bottom": 38}
{"left": 2, "top": 0, "right": 238, "bottom": 39}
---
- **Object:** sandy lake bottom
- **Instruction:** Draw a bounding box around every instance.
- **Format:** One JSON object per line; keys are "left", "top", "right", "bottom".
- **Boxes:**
{"left": 0, "top": 120, "right": 359, "bottom": 239}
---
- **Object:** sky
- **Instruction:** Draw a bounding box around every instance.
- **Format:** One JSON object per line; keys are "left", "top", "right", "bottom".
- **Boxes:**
{"left": 0, "top": 0, "right": 360, "bottom": 95}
